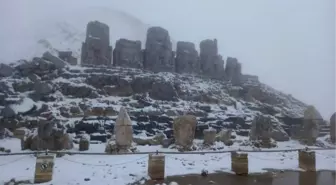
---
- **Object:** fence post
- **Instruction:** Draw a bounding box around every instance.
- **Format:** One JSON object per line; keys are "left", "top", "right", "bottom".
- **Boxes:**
{"left": 148, "top": 153, "right": 165, "bottom": 180}
{"left": 298, "top": 149, "right": 316, "bottom": 171}
{"left": 34, "top": 153, "right": 55, "bottom": 183}
{"left": 231, "top": 151, "right": 248, "bottom": 175}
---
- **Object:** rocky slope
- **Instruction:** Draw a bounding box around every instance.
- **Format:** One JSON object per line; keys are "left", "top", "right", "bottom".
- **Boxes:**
{"left": 0, "top": 54, "right": 309, "bottom": 145}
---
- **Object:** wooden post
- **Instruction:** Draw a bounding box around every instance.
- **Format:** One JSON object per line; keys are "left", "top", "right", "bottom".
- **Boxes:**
{"left": 231, "top": 151, "right": 248, "bottom": 175}
{"left": 299, "top": 150, "right": 316, "bottom": 171}
{"left": 34, "top": 154, "right": 55, "bottom": 183}
{"left": 148, "top": 153, "right": 165, "bottom": 180}
{"left": 299, "top": 171, "right": 317, "bottom": 185}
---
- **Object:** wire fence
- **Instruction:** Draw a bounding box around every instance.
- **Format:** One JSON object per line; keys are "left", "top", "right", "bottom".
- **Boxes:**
{"left": 0, "top": 148, "right": 335, "bottom": 167}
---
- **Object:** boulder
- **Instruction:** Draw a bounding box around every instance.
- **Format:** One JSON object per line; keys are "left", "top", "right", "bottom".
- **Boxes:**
{"left": 0, "top": 64, "right": 14, "bottom": 77}
{"left": 149, "top": 80, "right": 178, "bottom": 101}
{"left": 131, "top": 77, "right": 154, "bottom": 94}
{"left": 175, "top": 41, "right": 199, "bottom": 74}
{"left": 173, "top": 115, "right": 197, "bottom": 149}
{"left": 203, "top": 129, "right": 216, "bottom": 145}
{"left": 34, "top": 82, "right": 53, "bottom": 95}
{"left": 249, "top": 115, "right": 273, "bottom": 147}
{"left": 0, "top": 106, "right": 16, "bottom": 118}
{"left": 216, "top": 129, "right": 233, "bottom": 145}
{"left": 0, "top": 128, "right": 13, "bottom": 139}
{"left": 58, "top": 82, "right": 98, "bottom": 98}
{"left": 144, "top": 27, "right": 174, "bottom": 72}
{"left": 42, "top": 51, "right": 66, "bottom": 69}
{"left": 113, "top": 39, "right": 143, "bottom": 68}
{"left": 81, "top": 21, "right": 112, "bottom": 66}
{"left": 103, "top": 79, "right": 133, "bottom": 97}
{"left": 58, "top": 51, "right": 77, "bottom": 65}
{"left": 12, "top": 81, "right": 34, "bottom": 92}
{"left": 271, "top": 125, "right": 290, "bottom": 141}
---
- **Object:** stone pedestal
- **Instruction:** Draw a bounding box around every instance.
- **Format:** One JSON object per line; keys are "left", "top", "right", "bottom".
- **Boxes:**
{"left": 79, "top": 138, "right": 90, "bottom": 151}
{"left": 299, "top": 150, "right": 316, "bottom": 171}
{"left": 231, "top": 152, "right": 248, "bottom": 175}
{"left": 34, "top": 154, "right": 55, "bottom": 183}
{"left": 203, "top": 129, "right": 216, "bottom": 145}
{"left": 148, "top": 154, "right": 165, "bottom": 180}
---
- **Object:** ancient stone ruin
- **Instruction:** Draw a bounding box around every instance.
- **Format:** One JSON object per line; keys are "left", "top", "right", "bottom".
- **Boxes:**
{"left": 173, "top": 115, "right": 197, "bottom": 150}
{"left": 144, "top": 27, "right": 174, "bottom": 72}
{"left": 199, "top": 39, "right": 225, "bottom": 79}
{"left": 81, "top": 21, "right": 112, "bottom": 66}
{"left": 113, "top": 39, "right": 143, "bottom": 68}
{"left": 330, "top": 113, "right": 335, "bottom": 143}
{"left": 225, "top": 57, "right": 242, "bottom": 85}
{"left": 114, "top": 107, "right": 133, "bottom": 148}
{"left": 77, "top": 20, "right": 253, "bottom": 85}
{"left": 175, "top": 41, "right": 200, "bottom": 74}
{"left": 22, "top": 122, "right": 73, "bottom": 151}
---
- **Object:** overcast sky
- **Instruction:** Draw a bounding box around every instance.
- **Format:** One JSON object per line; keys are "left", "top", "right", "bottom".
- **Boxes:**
{"left": 0, "top": 0, "right": 335, "bottom": 119}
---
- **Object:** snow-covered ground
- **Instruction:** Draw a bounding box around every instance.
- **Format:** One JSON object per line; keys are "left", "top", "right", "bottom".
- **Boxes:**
{"left": 0, "top": 138, "right": 335, "bottom": 185}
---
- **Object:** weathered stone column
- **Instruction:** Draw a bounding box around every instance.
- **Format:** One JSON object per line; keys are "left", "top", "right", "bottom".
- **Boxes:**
{"left": 249, "top": 115, "right": 273, "bottom": 148}
{"left": 199, "top": 39, "right": 225, "bottom": 79}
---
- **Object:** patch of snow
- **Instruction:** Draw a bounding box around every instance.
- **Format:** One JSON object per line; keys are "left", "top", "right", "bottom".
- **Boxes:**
{"left": 10, "top": 97, "right": 35, "bottom": 114}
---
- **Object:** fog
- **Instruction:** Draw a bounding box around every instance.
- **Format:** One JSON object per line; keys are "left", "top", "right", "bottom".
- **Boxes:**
{"left": 0, "top": 0, "right": 334, "bottom": 119}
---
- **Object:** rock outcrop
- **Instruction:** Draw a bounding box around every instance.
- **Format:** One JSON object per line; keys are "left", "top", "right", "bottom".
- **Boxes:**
{"left": 144, "top": 27, "right": 174, "bottom": 72}
{"left": 81, "top": 21, "right": 112, "bottom": 66}
{"left": 113, "top": 39, "right": 143, "bottom": 68}
{"left": 199, "top": 39, "right": 225, "bottom": 79}
{"left": 0, "top": 64, "right": 14, "bottom": 77}
{"left": 175, "top": 41, "right": 199, "bottom": 74}
{"left": 173, "top": 115, "right": 197, "bottom": 150}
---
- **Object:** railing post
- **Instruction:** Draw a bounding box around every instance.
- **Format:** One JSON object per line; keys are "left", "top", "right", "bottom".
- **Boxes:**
{"left": 298, "top": 149, "right": 316, "bottom": 171}
{"left": 34, "top": 153, "right": 55, "bottom": 183}
{"left": 231, "top": 151, "right": 248, "bottom": 175}
{"left": 148, "top": 152, "right": 165, "bottom": 180}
